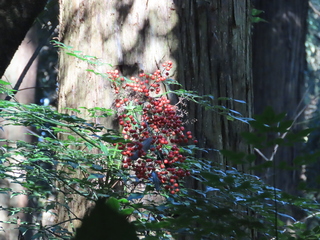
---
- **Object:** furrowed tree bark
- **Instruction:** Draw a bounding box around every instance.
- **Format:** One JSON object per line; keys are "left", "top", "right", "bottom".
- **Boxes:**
{"left": 57, "top": 0, "right": 252, "bottom": 237}
{"left": 173, "top": 1, "right": 252, "bottom": 172}
{"left": 252, "top": 0, "right": 308, "bottom": 201}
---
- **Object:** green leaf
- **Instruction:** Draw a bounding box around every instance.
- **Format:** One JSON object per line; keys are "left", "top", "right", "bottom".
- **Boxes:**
{"left": 87, "top": 173, "right": 105, "bottom": 180}
{"left": 0, "top": 79, "right": 11, "bottom": 85}
{"left": 286, "top": 128, "right": 313, "bottom": 143}
{"left": 46, "top": 203, "right": 56, "bottom": 212}
{"left": 146, "top": 221, "right": 171, "bottom": 229}
{"left": 106, "top": 197, "right": 120, "bottom": 212}
{"left": 278, "top": 120, "right": 293, "bottom": 132}
{"left": 251, "top": 17, "right": 268, "bottom": 23}
{"left": 120, "top": 208, "right": 134, "bottom": 215}
{"left": 251, "top": 8, "right": 264, "bottom": 16}
{"left": 118, "top": 198, "right": 129, "bottom": 204}
{"left": 101, "top": 135, "right": 128, "bottom": 143}
{"left": 249, "top": 161, "right": 273, "bottom": 170}
{"left": 201, "top": 171, "right": 223, "bottom": 185}
{"left": 68, "top": 135, "right": 76, "bottom": 141}
{"left": 127, "top": 193, "right": 144, "bottom": 201}
{"left": 226, "top": 115, "right": 235, "bottom": 121}
{"left": 220, "top": 150, "right": 247, "bottom": 164}
{"left": 164, "top": 78, "right": 182, "bottom": 86}
{"left": 99, "top": 142, "right": 109, "bottom": 155}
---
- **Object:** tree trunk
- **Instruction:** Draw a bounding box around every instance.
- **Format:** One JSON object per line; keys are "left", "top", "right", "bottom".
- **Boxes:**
{"left": 0, "top": 24, "right": 39, "bottom": 240}
{"left": 252, "top": 1, "right": 308, "bottom": 199}
{"left": 0, "top": 0, "right": 47, "bottom": 77}
{"left": 172, "top": 1, "right": 252, "bottom": 172}
{"left": 0, "top": 2, "right": 59, "bottom": 238}
{"left": 57, "top": 0, "right": 252, "bottom": 235}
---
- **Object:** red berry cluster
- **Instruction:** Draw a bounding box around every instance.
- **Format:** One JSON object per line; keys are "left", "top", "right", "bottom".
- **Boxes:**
{"left": 108, "top": 61, "right": 196, "bottom": 194}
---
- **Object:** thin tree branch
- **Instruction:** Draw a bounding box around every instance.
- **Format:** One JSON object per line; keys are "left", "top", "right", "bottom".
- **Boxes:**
{"left": 3, "top": 24, "right": 57, "bottom": 103}
{"left": 309, "top": 2, "right": 320, "bottom": 16}
{"left": 255, "top": 94, "right": 317, "bottom": 162}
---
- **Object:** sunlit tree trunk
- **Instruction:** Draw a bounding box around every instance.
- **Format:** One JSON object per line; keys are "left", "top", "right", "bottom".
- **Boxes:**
{"left": 57, "top": 0, "right": 252, "bottom": 237}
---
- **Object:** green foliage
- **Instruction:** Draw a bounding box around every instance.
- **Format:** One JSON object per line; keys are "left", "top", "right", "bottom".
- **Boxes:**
{"left": 1, "top": 48, "right": 320, "bottom": 240}
{"left": 0, "top": 85, "right": 318, "bottom": 240}
{"left": 251, "top": 8, "right": 267, "bottom": 23}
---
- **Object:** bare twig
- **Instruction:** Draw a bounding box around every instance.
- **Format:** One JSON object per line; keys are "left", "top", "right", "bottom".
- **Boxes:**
{"left": 255, "top": 94, "right": 317, "bottom": 161}
{"left": 254, "top": 148, "right": 269, "bottom": 161}
{"left": 309, "top": 2, "right": 320, "bottom": 16}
